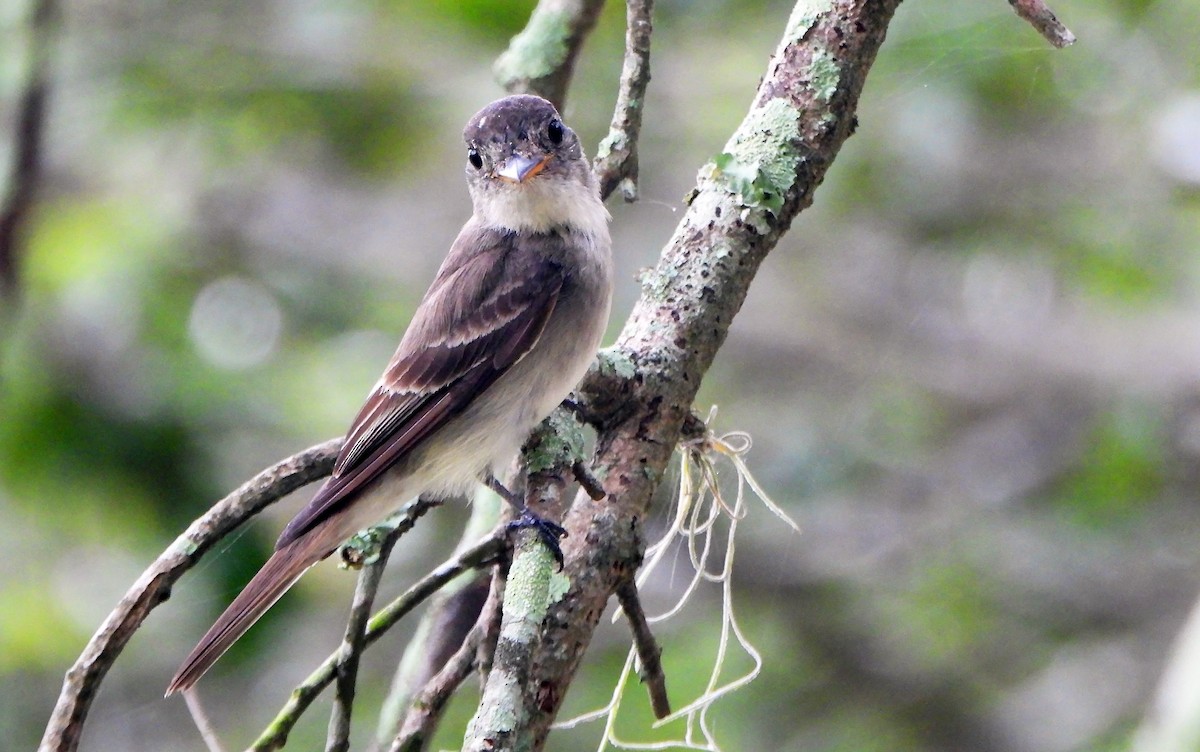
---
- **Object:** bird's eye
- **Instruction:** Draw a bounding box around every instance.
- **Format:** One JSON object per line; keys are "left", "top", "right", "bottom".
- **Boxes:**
{"left": 547, "top": 119, "right": 564, "bottom": 145}
{"left": 467, "top": 148, "right": 483, "bottom": 170}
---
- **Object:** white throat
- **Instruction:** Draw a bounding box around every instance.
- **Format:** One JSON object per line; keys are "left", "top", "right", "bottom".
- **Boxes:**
{"left": 474, "top": 177, "right": 610, "bottom": 237}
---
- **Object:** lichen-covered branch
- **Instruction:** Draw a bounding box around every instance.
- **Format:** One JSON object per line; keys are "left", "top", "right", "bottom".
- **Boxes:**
{"left": 493, "top": 0, "right": 608, "bottom": 109}
{"left": 520, "top": 2, "right": 909, "bottom": 748}
{"left": 593, "top": 0, "right": 653, "bottom": 201}
{"left": 38, "top": 438, "right": 342, "bottom": 752}
{"left": 1007, "top": 0, "right": 1076, "bottom": 48}
{"left": 458, "top": 412, "right": 584, "bottom": 750}
{"left": 462, "top": 529, "right": 560, "bottom": 752}
{"left": 326, "top": 522, "right": 407, "bottom": 752}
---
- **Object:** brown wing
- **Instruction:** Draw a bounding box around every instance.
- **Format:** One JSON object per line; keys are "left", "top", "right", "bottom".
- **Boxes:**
{"left": 276, "top": 236, "right": 564, "bottom": 548}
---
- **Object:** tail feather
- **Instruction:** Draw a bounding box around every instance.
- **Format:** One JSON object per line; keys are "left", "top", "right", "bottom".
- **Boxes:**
{"left": 166, "top": 535, "right": 331, "bottom": 695}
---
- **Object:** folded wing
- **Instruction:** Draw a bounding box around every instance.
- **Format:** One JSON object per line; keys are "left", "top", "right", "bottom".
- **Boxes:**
{"left": 277, "top": 238, "right": 564, "bottom": 548}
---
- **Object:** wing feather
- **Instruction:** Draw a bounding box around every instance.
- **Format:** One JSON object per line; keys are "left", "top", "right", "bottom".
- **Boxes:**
{"left": 276, "top": 236, "right": 564, "bottom": 548}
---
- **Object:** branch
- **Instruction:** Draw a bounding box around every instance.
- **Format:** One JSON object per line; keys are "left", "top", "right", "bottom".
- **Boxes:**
{"left": 373, "top": 491, "right": 500, "bottom": 749}
{"left": 614, "top": 579, "right": 669, "bottom": 719}
{"left": 387, "top": 579, "right": 505, "bottom": 752}
{"left": 462, "top": 528, "right": 560, "bottom": 752}
{"left": 250, "top": 533, "right": 505, "bottom": 752}
{"left": 183, "top": 689, "right": 228, "bottom": 752}
{"left": 571, "top": 460, "right": 606, "bottom": 501}
{"left": 389, "top": 627, "right": 481, "bottom": 752}
{"left": 593, "top": 0, "right": 653, "bottom": 202}
{"left": 476, "top": 566, "right": 507, "bottom": 682}
{"left": 39, "top": 438, "right": 342, "bottom": 752}
{"left": 493, "top": 0, "right": 608, "bottom": 109}
{"left": 461, "top": 414, "right": 583, "bottom": 750}
{"left": 326, "top": 519, "right": 411, "bottom": 752}
{"left": 523, "top": 2, "right": 910, "bottom": 747}
{"left": 1007, "top": 0, "right": 1076, "bottom": 48}
{"left": 1, "top": 0, "right": 59, "bottom": 293}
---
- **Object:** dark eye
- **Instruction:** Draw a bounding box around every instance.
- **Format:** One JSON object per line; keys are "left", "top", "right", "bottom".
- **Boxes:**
{"left": 547, "top": 119, "right": 564, "bottom": 145}
{"left": 467, "top": 148, "right": 483, "bottom": 170}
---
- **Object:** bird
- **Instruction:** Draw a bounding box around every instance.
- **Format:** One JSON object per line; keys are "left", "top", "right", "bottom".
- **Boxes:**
{"left": 167, "top": 94, "right": 613, "bottom": 694}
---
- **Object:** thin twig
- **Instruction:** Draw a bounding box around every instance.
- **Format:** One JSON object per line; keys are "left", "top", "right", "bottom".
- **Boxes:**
{"left": 39, "top": 438, "right": 342, "bottom": 752}
{"left": 492, "top": 0, "right": 607, "bottom": 109}
{"left": 326, "top": 526, "right": 406, "bottom": 752}
{"left": 1007, "top": 0, "right": 1076, "bottom": 47}
{"left": 250, "top": 534, "right": 505, "bottom": 751}
{"left": 477, "top": 565, "right": 508, "bottom": 680}
{"left": 0, "top": 0, "right": 58, "bottom": 292}
{"left": 183, "top": 689, "right": 228, "bottom": 752}
{"left": 388, "top": 627, "right": 482, "bottom": 752}
{"left": 372, "top": 491, "right": 498, "bottom": 750}
{"left": 388, "top": 576, "right": 507, "bottom": 752}
{"left": 593, "top": 0, "right": 654, "bottom": 202}
{"left": 614, "top": 579, "right": 670, "bottom": 719}
{"left": 572, "top": 459, "right": 606, "bottom": 501}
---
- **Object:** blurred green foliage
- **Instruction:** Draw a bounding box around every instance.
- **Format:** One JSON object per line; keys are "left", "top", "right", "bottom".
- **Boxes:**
{"left": 1050, "top": 405, "right": 1166, "bottom": 527}
{"left": 119, "top": 58, "right": 432, "bottom": 174}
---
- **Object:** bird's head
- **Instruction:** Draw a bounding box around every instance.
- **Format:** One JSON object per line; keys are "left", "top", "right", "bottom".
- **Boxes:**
{"left": 462, "top": 95, "right": 605, "bottom": 235}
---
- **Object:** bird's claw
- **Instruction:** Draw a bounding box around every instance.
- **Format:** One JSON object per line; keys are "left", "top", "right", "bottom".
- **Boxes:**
{"left": 506, "top": 510, "right": 567, "bottom": 569}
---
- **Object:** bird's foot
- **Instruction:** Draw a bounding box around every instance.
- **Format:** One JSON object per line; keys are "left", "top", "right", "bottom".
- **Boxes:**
{"left": 506, "top": 510, "right": 567, "bottom": 569}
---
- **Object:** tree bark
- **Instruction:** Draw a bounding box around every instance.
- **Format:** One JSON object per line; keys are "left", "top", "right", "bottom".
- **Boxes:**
{"left": 517, "top": 2, "right": 905, "bottom": 748}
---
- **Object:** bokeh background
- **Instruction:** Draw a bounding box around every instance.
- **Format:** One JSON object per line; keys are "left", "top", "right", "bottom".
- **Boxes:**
{"left": 4, "top": 0, "right": 1200, "bottom": 750}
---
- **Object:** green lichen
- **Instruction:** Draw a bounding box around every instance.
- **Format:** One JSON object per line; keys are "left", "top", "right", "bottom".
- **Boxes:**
{"left": 808, "top": 47, "right": 840, "bottom": 103}
{"left": 595, "top": 129, "right": 626, "bottom": 163}
{"left": 504, "top": 535, "right": 555, "bottom": 642}
{"left": 781, "top": 0, "right": 825, "bottom": 47}
{"left": 548, "top": 570, "right": 570, "bottom": 604}
{"left": 638, "top": 263, "right": 677, "bottom": 299}
{"left": 710, "top": 151, "right": 784, "bottom": 216}
{"left": 703, "top": 0, "right": 835, "bottom": 231}
{"left": 338, "top": 521, "right": 391, "bottom": 568}
{"left": 708, "top": 97, "right": 803, "bottom": 230}
{"left": 523, "top": 409, "right": 586, "bottom": 475}
{"left": 596, "top": 348, "right": 636, "bottom": 380}
{"left": 493, "top": 10, "right": 571, "bottom": 84}
{"left": 171, "top": 535, "right": 199, "bottom": 557}
{"left": 337, "top": 506, "right": 413, "bottom": 568}
{"left": 774, "top": 0, "right": 841, "bottom": 106}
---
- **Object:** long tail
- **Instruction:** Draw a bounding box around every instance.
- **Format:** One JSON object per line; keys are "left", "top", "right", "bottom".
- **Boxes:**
{"left": 166, "top": 531, "right": 333, "bottom": 695}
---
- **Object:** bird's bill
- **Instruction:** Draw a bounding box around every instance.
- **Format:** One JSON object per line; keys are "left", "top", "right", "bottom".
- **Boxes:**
{"left": 496, "top": 154, "right": 551, "bottom": 183}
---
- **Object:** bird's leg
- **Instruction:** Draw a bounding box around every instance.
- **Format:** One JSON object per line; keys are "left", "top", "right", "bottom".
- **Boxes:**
{"left": 485, "top": 475, "right": 522, "bottom": 509}
{"left": 486, "top": 474, "right": 567, "bottom": 567}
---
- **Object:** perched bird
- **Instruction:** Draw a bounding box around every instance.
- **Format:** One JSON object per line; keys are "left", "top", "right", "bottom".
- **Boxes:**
{"left": 167, "top": 94, "right": 613, "bottom": 694}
